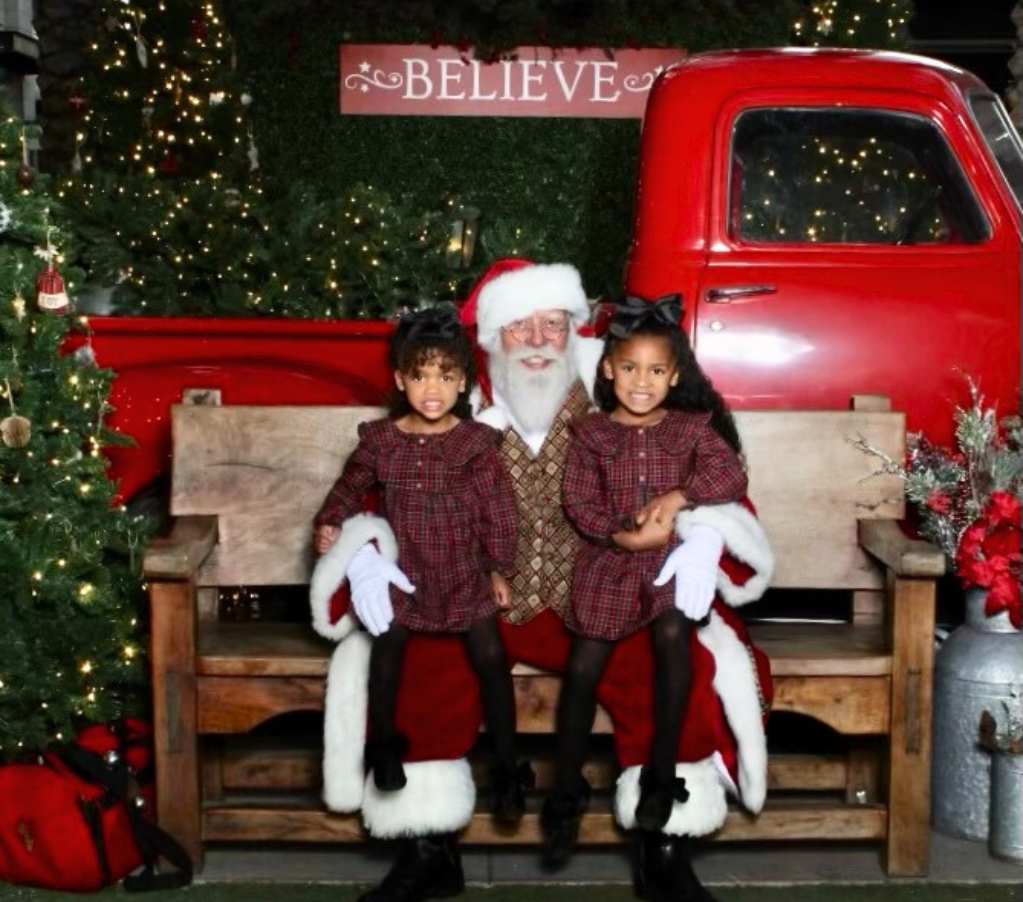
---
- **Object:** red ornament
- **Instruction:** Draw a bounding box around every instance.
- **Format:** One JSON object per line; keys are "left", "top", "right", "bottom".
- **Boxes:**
{"left": 157, "top": 153, "right": 180, "bottom": 176}
{"left": 69, "top": 94, "right": 87, "bottom": 116}
{"left": 191, "top": 17, "right": 209, "bottom": 40}
{"left": 16, "top": 163, "right": 35, "bottom": 189}
{"left": 36, "top": 263, "right": 72, "bottom": 314}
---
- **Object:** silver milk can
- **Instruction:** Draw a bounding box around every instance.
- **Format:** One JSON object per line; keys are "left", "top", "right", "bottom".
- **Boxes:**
{"left": 990, "top": 751, "right": 1023, "bottom": 863}
{"left": 932, "top": 587, "right": 1023, "bottom": 840}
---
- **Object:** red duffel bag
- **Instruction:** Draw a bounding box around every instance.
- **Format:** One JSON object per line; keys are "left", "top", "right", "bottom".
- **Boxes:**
{"left": 0, "top": 718, "right": 192, "bottom": 892}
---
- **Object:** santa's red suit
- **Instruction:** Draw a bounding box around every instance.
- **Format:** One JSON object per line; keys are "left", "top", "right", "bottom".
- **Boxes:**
{"left": 309, "top": 261, "right": 774, "bottom": 844}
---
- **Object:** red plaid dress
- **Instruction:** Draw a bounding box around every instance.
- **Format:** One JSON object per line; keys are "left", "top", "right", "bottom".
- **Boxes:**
{"left": 562, "top": 409, "right": 748, "bottom": 640}
{"left": 314, "top": 418, "right": 518, "bottom": 632}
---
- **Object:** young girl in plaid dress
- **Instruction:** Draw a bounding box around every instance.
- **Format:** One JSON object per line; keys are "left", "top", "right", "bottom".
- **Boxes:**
{"left": 542, "top": 296, "right": 748, "bottom": 862}
{"left": 313, "top": 307, "right": 531, "bottom": 821}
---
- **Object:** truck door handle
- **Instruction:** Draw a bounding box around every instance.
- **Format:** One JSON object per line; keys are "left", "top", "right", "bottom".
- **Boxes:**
{"left": 705, "top": 284, "right": 777, "bottom": 303}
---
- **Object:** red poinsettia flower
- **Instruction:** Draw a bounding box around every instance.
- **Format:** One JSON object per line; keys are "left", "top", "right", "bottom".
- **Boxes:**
{"left": 955, "top": 492, "right": 1022, "bottom": 628}
{"left": 989, "top": 490, "right": 1021, "bottom": 524}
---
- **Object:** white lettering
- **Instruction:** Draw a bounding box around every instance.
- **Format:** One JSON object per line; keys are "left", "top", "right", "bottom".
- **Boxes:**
{"left": 469, "top": 60, "right": 497, "bottom": 101}
{"left": 552, "top": 60, "right": 587, "bottom": 101}
{"left": 591, "top": 61, "right": 620, "bottom": 102}
{"left": 519, "top": 60, "right": 547, "bottom": 101}
{"left": 404, "top": 59, "right": 432, "bottom": 100}
{"left": 437, "top": 59, "right": 466, "bottom": 100}
{"left": 500, "top": 60, "right": 514, "bottom": 101}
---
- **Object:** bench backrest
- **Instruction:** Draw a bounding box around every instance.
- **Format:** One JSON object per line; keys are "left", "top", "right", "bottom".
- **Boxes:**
{"left": 169, "top": 401, "right": 905, "bottom": 591}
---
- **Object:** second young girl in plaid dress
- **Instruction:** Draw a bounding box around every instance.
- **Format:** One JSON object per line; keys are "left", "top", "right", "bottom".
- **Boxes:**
{"left": 313, "top": 307, "right": 532, "bottom": 822}
{"left": 542, "top": 296, "right": 748, "bottom": 864}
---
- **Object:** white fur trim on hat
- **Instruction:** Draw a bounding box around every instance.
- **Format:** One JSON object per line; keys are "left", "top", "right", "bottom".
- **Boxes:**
{"left": 615, "top": 758, "right": 728, "bottom": 837}
{"left": 310, "top": 513, "right": 399, "bottom": 641}
{"left": 697, "top": 610, "right": 768, "bottom": 813}
{"left": 322, "top": 631, "right": 371, "bottom": 812}
{"left": 476, "top": 263, "right": 589, "bottom": 353}
{"left": 361, "top": 759, "right": 476, "bottom": 838}
{"left": 675, "top": 502, "right": 775, "bottom": 608}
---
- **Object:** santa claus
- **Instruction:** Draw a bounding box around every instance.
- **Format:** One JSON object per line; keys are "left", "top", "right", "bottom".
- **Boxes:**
{"left": 310, "top": 259, "right": 775, "bottom": 902}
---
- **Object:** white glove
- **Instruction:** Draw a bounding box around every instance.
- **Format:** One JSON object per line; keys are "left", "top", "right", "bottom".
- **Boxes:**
{"left": 347, "top": 543, "right": 415, "bottom": 636}
{"left": 653, "top": 523, "right": 724, "bottom": 621}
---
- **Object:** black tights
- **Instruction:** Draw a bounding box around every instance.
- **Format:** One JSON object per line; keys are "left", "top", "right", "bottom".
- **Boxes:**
{"left": 553, "top": 609, "right": 694, "bottom": 791}
{"left": 367, "top": 616, "right": 518, "bottom": 768}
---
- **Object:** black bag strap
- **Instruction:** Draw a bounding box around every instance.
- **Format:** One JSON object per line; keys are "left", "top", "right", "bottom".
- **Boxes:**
{"left": 59, "top": 741, "right": 193, "bottom": 892}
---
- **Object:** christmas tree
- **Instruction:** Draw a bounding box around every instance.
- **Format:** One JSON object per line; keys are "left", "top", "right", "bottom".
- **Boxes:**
{"left": 0, "top": 112, "right": 147, "bottom": 759}
{"left": 64, "top": 0, "right": 463, "bottom": 319}
{"left": 63, "top": 0, "right": 268, "bottom": 316}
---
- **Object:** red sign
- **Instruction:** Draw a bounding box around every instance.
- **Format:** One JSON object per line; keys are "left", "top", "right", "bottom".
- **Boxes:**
{"left": 339, "top": 44, "right": 683, "bottom": 118}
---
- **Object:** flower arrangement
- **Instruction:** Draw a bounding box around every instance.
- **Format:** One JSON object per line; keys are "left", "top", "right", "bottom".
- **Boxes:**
{"left": 854, "top": 380, "right": 1023, "bottom": 628}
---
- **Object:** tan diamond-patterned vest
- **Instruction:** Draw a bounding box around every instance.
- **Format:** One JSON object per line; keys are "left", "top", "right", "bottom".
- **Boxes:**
{"left": 492, "top": 382, "right": 592, "bottom": 624}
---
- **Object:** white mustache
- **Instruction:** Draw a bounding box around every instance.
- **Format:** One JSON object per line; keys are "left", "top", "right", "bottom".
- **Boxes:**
{"left": 506, "top": 347, "right": 560, "bottom": 363}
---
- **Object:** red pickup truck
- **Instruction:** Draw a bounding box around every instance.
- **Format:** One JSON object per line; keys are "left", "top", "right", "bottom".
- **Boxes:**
{"left": 627, "top": 49, "right": 1021, "bottom": 440}
{"left": 85, "top": 48, "right": 1022, "bottom": 504}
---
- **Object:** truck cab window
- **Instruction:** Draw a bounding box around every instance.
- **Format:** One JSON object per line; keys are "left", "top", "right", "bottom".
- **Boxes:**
{"left": 731, "top": 108, "right": 989, "bottom": 245}
{"left": 969, "top": 93, "right": 1023, "bottom": 213}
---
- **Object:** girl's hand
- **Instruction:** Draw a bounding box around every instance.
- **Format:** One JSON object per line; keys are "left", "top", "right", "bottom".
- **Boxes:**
{"left": 491, "top": 572, "right": 512, "bottom": 609}
{"left": 313, "top": 524, "right": 340, "bottom": 554}
{"left": 634, "top": 489, "right": 688, "bottom": 529}
{"left": 614, "top": 507, "right": 673, "bottom": 552}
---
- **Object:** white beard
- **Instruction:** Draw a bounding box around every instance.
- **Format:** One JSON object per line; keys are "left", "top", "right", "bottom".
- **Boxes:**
{"left": 489, "top": 343, "right": 576, "bottom": 436}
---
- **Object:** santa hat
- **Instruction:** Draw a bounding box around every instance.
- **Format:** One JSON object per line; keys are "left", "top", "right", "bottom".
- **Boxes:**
{"left": 460, "top": 258, "right": 590, "bottom": 353}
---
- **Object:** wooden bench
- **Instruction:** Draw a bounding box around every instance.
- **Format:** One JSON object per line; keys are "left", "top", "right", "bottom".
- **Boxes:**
{"left": 144, "top": 396, "right": 944, "bottom": 876}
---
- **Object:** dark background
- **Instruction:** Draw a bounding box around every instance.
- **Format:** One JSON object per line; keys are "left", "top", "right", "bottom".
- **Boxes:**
{"left": 910, "top": 0, "right": 1016, "bottom": 93}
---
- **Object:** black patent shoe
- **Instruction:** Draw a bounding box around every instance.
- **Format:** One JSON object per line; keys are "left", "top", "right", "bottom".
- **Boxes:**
{"left": 634, "top": 765, "right": 690, "bottom": 832}
{"left": 490, "top": 760, "right": 535, "bottom": 824}
{"left": 358, "top": 833, "right": 465, "bottom": 902}
{"left": 365, "top": 734, "right": 409, "bottom": 792}
{"left": 634, "top": 831, "right": 717, "bottom": 902}
{"left": 540, "top": 777, "right": 592, "bottom": 869}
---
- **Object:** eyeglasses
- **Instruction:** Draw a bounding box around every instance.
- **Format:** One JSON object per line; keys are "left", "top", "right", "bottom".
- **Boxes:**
{"left": 502, "top": 315, "right": 570, "bottom": 340}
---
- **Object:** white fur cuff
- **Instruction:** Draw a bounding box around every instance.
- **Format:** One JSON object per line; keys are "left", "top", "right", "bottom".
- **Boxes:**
{"left": 361, "top": 759, "right": 476, "bottom": 838}
{"left": 310, "top": 513, "right": 399, "bottom": 641}
{"left": 675, "top": 502, "right": 775, "bottom": 607}
{"left": 615, "top": 759, "right": 728, "bottom": 837}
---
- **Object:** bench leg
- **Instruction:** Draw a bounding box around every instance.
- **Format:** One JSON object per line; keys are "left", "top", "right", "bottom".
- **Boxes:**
{"left": 885, "top": 575, "right": 935, "bottom": 876}
{"left": 150, "top": 580, "right": 202, "bottom": 870}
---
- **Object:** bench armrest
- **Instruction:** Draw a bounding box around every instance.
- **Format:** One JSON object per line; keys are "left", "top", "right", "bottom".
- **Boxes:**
{"left": 857, "top": 519, "right": 945, "bottom": 578}
{"left": 143, "top": 515, "right": 218, "bottom": 580}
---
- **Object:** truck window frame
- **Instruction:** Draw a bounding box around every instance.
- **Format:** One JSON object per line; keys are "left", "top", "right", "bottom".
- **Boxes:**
{"left": 968, "top": 91, "right": 1023, "bottom": 215}
{"left": 727, "top": 106, "right": 990, "bottom": 247}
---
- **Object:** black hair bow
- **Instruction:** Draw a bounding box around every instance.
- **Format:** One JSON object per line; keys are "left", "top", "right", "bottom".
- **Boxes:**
{"left": 399, "top": 303, "right": 462, "bottom": 341}
{"left": 608, "top": 293, "right": 683, "bottom": 339}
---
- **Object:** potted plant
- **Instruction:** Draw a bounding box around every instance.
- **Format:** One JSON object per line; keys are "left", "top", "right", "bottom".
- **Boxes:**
{"left": 855, "top": 379, "right": 1022, "bottom": 841}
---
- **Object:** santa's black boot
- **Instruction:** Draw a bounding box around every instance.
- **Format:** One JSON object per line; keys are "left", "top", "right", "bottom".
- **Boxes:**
{"left": 633, "top": 831, "right": 717, "bottom": 902}
{"left": 358, "top": 833, "right": 465, "bottom": 902}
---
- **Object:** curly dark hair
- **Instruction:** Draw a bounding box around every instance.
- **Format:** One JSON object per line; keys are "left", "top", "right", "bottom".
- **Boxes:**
{"left": 387, "top": 305, "right": 476, "bottom": 420}
{"left": 593, "top": 314, "right": 742, "bottom": 454}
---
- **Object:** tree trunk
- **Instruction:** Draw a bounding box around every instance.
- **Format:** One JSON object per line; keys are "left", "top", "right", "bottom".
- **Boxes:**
{"left": 33, "top": 0, "right": 102, "bottom": 174}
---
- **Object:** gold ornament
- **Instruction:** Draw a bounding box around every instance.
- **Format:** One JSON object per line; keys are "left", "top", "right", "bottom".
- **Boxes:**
{"left": 1, "top": 414, "right": 31, "bottom": 448}
{"left": 12, "top": 291, "right": 25, "bottom": 320}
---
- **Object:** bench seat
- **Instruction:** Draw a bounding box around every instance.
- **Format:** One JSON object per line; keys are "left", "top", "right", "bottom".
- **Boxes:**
{"left": 146, "top": 398, "right": 943, "bottom": 876}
